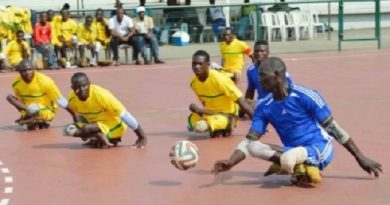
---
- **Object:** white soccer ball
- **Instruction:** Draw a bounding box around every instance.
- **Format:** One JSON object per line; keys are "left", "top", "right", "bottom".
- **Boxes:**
{"left": 169, "top": 140, "right": 199, "bottom": 170}
{"left": 26, "top": 103, "right": 40, "bottom": 117}
{"left": 63, "top": 123, "right": 79, "bottom": 136}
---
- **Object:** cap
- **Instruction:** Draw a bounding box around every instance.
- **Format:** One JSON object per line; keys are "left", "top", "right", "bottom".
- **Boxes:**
{"left": 136, "top": 6, "right": 145, "bottom": 13}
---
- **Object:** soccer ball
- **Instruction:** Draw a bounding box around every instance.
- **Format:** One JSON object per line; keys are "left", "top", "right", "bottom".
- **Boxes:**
{"left": 169, "top": 140, "right": 199, "bottom": 170}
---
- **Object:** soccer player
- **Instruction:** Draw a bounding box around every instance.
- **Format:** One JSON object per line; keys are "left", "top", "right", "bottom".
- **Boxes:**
{"left": 220, "top": 27, "right": 253, "bottom": 83}
{"left": 64, "top": 72, "right": 147, "bottom": 149}
{"left": 93, "top": 9, "right": 111, "bottom": 61}
{"left": 212, "top": 57, "right": 382, "bottom": 186}
{"left": 77, "top": 15, "right": 98, "bottom": 67}
{"left": 6, "top": 59, "right": 69, "bottom": 130}
{"left": 188, "top": 50, "right": 253, "bottom": 138}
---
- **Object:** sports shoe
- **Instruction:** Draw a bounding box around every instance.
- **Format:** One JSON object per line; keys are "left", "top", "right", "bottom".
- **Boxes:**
{"left": 291, "top": 164, "right": 322, "bottom": 186}
{"left": 155, "top": 59, "right": 165, "bottom": 64}
{"left": 304, "top": 164, "right": 322, "bottom": 184}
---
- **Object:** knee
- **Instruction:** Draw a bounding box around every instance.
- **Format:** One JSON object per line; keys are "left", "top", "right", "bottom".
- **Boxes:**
{"left": 248, "top": 141, "right": 276, "bottom": 160}
{"left": 280, "top": 147, "right": 308, "bottom": 174}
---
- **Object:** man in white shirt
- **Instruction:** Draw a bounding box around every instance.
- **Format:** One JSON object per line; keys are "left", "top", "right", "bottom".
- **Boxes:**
{"left": 108, "top": 8, "right": 135, "bottom": 66}
{"left": 133, "top": 6, "right": 164, "bottom": 65}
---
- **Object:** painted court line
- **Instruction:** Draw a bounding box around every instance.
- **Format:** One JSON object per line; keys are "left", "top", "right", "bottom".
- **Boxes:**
{"left": 0, "top": 199, "right": 9, "bottom": 205}
{"left": 3, "top": 187, "right": 12, "bottom": 194}
{"left": 0, "top": 169, "right": 9, "bottom": 174}
{"left": 4, "top": 177, "right": 12, "bottom": 183}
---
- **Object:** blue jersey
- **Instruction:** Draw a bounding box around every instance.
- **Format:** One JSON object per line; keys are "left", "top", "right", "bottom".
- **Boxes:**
{"left": 250, "top": 84, "right": 332, "bottom": 147}
{"left": 246, "top": 64, "right": 292, "bottom": 99}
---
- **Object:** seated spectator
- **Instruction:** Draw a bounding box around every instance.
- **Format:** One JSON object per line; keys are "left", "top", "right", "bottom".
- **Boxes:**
{"left": 109, "top": 8, "right": 135, "bottom": 66}
{"left": 133, "top": 6, "right": 164, "bottom": 64}
{"left": 0, "top": 30, "right": 30, "bottom": 71}
{"left": 93, "top": 8, "right": 111, "bottom": 61}
{"left": 34, "top": 12, "right": 59, "bottom": 70}
{"left": 267, "top": 0, "right": 300, "bottom": 12}
{"left": 237, "top": 0, "right": 259, "bottom": 40}
{"left": 77, "top": 15, "right": 98, "bottom": 67}
{"left": 52, "top": 9, "right": 78, "bottom": 68}
{"left": 206, "top": 0, "right": 226, "bottom": 38}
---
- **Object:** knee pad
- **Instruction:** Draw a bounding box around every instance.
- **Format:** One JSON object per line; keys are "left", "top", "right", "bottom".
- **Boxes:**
{"left": 0, "top": 52, "right": 5, "bottom": 60}
{"left": 26, "top": 103, "right": 40, "bottom": 117}
{"left": 194, "top": 120, "right": 209, "bottom": 133}
{"left": 248, "top": 141, "right": 276, "bottom": 160}
{"left": 280, "top": 147, "right": 308, "bottom": 174}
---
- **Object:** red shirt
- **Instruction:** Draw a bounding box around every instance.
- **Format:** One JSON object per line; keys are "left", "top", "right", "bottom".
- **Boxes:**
{"left": 34, "top": 22, "right": 51, "bottom": 45}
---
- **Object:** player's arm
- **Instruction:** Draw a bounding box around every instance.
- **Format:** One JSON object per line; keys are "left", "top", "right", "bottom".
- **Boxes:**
{"left": 245, "top": 88, "right": 255, "bottom": 101}
{"left": 321, "top": 116, "right": 382, "bottom": 177}
{"left": 236, "top": 97, "right": 253, "bottom": 119}
{"left": 211, "top": 131, "right": 262, "bottom": 175}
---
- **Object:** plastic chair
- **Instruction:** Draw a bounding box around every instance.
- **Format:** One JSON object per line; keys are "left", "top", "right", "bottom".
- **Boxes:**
{"left": 310, "top": 10, "right": 325, "bottom": 38}
{"left": 276, "top": 11, "right": 299, "bottom": 41}
{"left": 261, "top": 12, "right": 284, "bottom": 42}
{"left": 196, "top": 8, "right": 217, "bottom": 43}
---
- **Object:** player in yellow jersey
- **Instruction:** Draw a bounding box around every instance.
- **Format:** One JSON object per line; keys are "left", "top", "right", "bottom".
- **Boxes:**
{"left": 93, "top": 9, "right": 111, "bottom": 52}
{"left": 188, "top": 50, "right": 253, "bottom": 138}
{"left": 220, "top": 27, "right": 253, "bottom": 83}
{"left": 6, "top": 59, "right": 70, "bottom": 130}
{"left": 63, "top": 72, "right": 147, "bottom": 149}
{"left": 77, "top": 15, "right": 98, "bottom": 67}
{"left": 0, "top": 30, "right": 30, "bottom": 71}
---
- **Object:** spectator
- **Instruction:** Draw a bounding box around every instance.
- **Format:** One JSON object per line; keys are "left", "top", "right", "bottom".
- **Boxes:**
{"left": 133, "top": 6, "right": 164, "bottom": 64}
{"left": 206, "top": 0, "right": 226, "bottom": 38}
{"left": 52, "top": 9, "right": 78, "bottom": 68}
{"left": 267, "top": 0, "right": 300, "bottom": 12}
{"left": 93, "top": 9, "right": 111, "bottom": 61}
{"left": 34, "top": 12, "right": 59, "bottom": 70}
{"left": 109, "top": 8, "right": 135, "bottom": 66}
{"left": 237, "top": 0, "right": 258, "bottom": 40}
{"left": 0, "top": 30, "right": 30, "bottom": 71}
{"left": 77, "top": 15, "right": 98, "bottom": 67}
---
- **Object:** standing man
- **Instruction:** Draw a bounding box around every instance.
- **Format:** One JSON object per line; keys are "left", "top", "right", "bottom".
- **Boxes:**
{"left": 6, "top": 59, "right": 69, "bottom": 130}
{"left": 64, "top": 72, "right": 147, "bottom": 149}
{"left": 220, "top": 27, "right": 253, "bottom": 83}
{"left": 188, "top": 50, "right": 253, "bottom": 138}
{"left": 133, "top": 6, "right": 164, "bottom": 65}
{"left": 206, "top": 0, "right": 226, "bottom": 38}
{"left": 212, "top": 57, "right": 382, "bottom": 186}
{"left": 109, "top": 8, "right": 135, "bottom": 66}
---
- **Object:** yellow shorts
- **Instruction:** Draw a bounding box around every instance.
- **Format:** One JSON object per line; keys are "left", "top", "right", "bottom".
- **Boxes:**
{"left": 20, "top": 103, "right": 56, "bottom": 122}
{"left": 188, "top": 113, "right": 230, "bottom": 132}
{"left": 76, "top": 120, "right": 127, "bottom": 140}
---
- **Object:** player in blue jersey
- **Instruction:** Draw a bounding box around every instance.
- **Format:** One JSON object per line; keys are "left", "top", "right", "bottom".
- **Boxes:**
{"left": 240, "top": 40, "right": 292, "bottom": 118}
{"left": 212, "top": 57, "right": 382, "bottom": 186}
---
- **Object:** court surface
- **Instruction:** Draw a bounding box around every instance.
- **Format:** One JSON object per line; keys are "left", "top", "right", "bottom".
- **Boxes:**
{"left": 0, "top": 49, "right": 389, "bottom": 205}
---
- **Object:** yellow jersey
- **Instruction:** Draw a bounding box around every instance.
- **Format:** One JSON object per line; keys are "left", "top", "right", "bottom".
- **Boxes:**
{"left": 53, "top": 18, "right": 78, "bottom": 44}
{"left": 12, "top": 72, "right": 62, "bottom": 113}
{"left": 67, "top": 84, "right": 126, "bottom": 124}
{"left": 4, "top": 40, "right": 30, "bottom": 66}
{"left": 190, "top": 69, "right": 242, "bottom": 114}
{"left": 77, "top": 23, "right": 97, "bottom": 45}
{"left": 220, "top": 38, "right": 253, "bottom": 75}
{"left": 92, "top": 18, "right": 110, "bottom": 44}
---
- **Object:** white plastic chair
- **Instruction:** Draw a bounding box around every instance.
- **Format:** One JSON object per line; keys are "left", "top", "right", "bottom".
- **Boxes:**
{"left": 275, "top": 11, "right": 299, "bottom": 41}
{"left": 261, "top": 12, "right": 284, "bottom": 42}
{"left": 289, "top": 10, "right": 312, "bottom": 40}
{"left": 310, "top": 10, "right": 325, "bottom": 38}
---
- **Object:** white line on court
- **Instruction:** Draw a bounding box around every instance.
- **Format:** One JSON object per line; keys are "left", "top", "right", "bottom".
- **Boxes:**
{"left": 0, "top": 169, "right": 9, "bottom": 174}
{"left": 0, "top": 199, "right": 9, "bottom": 205}
{"left": 4, "top": 177, "right": 12, "bottom": 183}
{"left": 3, "top": 187, "right": 12, "bottom": 194}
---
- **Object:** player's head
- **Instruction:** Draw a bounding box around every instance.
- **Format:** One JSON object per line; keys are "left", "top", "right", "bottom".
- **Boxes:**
{"left": 39, "top": 12, "right": 47, "bottom": 24}
{"left": 17, "top": 59, "right": 35, "bottom": 83}
{"left": 85, "top": 15, "right": 93, "bottom": 27}
{"left": 254, "top": 40, "right": 269, "bottom": 65}
{"left": 60, "top": 9, "right": 69, "bottom": 20}
{"left": 95, "top": 9, "right": 104, "bottom": 20}
{"left": 46, "top": 10, "right": 54, "bottom": 21}
{"left": 71, "top": 72, "right": 91, "bottom": 101}
{"left": 222, "top": 27, "right": 234, "bottom": 44}
{"left": 16, "top": 30, "right": 24, "bottom": 42}
{"left": 259, "top": 57, "right": 287, "bottom": 92}
{"left": 192, "top": 50, "right": 210, "bottom": 81}
{"left": 116, "top": 8, "right": 124, "bottom": 21}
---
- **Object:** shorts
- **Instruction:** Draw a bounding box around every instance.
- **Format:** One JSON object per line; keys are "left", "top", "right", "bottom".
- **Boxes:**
{"left": 187, "top": 112, "right": 230, "bottom": 132}
{"left": 77, "top": 120, "right": 127, "bottom": 140}
{"left": 284, "top": 138, "right": 334, "bottom": 170}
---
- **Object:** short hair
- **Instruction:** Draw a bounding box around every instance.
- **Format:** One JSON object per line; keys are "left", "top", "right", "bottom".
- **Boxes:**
{"left": 261, "top": 57, "right": 286, "bottom": 73}
{"left": 71, "top": 72, "right": 89, "bottom": 85}
{"left": 86, "top": 15, "right": 93, "bottom": 20}
{"left": 63, "top": 3, "right": 70, "bottom": 10}
{"left": 193, "top": 50, "right": 210, "bottom": 62}
{"left": 16, "top": 30, "right": 24, "bottom": 36}
{"left": 254, "top": 40, "right": 268, "bottom": 47}
{"left": 17, "top": 59, "right": 34, "bottom": 71}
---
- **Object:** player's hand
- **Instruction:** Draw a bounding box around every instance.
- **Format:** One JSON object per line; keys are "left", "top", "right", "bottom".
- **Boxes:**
{"left": 211, "top": 160, "right": 232, "bottom": 175}
{"left": 355, "top": 155, "right": 382, "bottom": 177}
{"left": 130, "top": 137, "right": 147, "bottom": 149}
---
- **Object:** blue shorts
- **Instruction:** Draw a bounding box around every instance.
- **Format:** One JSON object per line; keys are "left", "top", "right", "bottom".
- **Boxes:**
{"left": 284, "top": 139, "right": 334, "bottom": 170}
